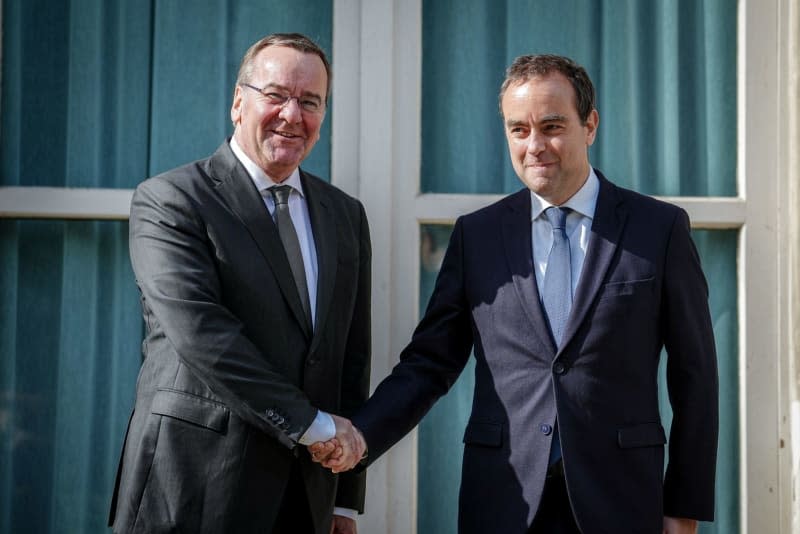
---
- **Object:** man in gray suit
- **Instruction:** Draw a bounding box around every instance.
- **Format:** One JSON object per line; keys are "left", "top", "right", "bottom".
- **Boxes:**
{"left": 109, "top": 33, "right": 369, "bottom": 534}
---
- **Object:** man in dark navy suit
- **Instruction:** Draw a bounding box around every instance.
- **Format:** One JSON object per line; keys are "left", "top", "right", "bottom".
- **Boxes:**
{"left": 314, "top": 54, "right": 718, "bottom": 534}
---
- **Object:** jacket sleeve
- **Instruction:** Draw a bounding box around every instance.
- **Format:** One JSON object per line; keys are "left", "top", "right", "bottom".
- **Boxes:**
{"left": 129, "top": 177, "right": 318, "bottom": 448}
{"left": 352, "top": 216, "right": 474, "bottom": 464}
{"left": 661, "top": 209, "right": 719, "bottom": 520}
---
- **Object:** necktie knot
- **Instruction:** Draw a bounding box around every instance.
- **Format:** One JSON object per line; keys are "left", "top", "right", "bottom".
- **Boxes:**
{"left": 269, "top": 185, "right": 292, "bottom": 206}
{"left": 544, "top": 206, "right": 569, "bottom": 231}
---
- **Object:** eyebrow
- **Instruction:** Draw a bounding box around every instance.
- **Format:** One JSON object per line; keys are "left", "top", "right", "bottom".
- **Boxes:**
{"left": 540, "top": 113, "right": 567, "bottom": 123}
{"left": 505, "top": 113, "right": 569, "bottom": 129}
{"left": 505, "top": 119, "right": 528, "bottom": 129}
{"left": 261, "top": 82, "right": 323, "bottom": 102}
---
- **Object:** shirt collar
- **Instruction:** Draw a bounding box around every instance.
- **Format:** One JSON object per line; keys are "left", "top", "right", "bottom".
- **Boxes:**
{"left": 530, "top": 167, "right": 600, "bottom": 221}
{"left": 229, "top": 137, "right": 305, "bottom": 197}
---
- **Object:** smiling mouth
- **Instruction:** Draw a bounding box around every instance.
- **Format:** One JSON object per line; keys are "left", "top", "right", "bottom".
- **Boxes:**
{"left": 272, "top": 130, "right": 303, "bottom": 140}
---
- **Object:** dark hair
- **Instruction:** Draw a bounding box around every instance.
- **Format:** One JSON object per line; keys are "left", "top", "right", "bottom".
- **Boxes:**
{"left": 236, "top": 33, "right": 332, "bottom": 101}
{"left": 499, "top": 54, "right": 595, "bottom": 123}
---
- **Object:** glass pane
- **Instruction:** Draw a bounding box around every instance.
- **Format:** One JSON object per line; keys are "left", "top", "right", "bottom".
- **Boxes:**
{"left": 1, "top": 0, "right": 333, "bottom": 188}
{"left": 1, "top": 0, "right": 152, "bottom": 188}
{"left": 149, "top": 0, "right": 333, "bottom": 178}
{"left": 421, "top": 0, "right": 737, "bottom": 197}
{"left": 0, "top": 220, "right": 142, "bottom": 533}
{"left": 668, "top": 229, "right": 740, "bottom": 534}
{"left": 417, "top": 225, "right": 476, "bottom": 534}
{"left": 416, "top": 224, "right": 739, "bottom": 534}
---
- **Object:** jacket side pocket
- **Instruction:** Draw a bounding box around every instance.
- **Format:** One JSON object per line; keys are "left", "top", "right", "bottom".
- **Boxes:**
{"left": 152, "top": 388, "right": 230, "bottom": 433}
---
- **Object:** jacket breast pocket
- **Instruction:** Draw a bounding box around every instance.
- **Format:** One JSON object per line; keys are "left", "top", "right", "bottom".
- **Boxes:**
{"left": 463, "top": 421, "right": 504, "bottom": 448}
{"left": 151, "top": 388, "right": 230, "bottom": 434}
{"left": 598, "top": 277, "right": 655, "bottom": 301}
{"left": 617, "top": 422, "right": 666, "bottom": 448}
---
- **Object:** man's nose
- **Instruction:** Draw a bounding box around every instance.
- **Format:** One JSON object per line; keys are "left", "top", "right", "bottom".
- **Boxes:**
{"left": 527, "top": 132, "right": 546, "bottom": 154}
{"left": 278, "top": 98, "right": 303, "bottom": 123}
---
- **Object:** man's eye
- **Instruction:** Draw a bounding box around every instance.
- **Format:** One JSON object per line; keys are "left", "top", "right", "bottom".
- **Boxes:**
{"left": 265, "top": 93, "right": 287, "bottom": 103}
{"left": 301, "top": 100, "right": 320, "bottom": 112}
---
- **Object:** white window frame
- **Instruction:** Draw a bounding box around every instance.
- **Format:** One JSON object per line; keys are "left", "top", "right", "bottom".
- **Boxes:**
{"left": 1, "top": 1, "right": 795, "bottom": 532}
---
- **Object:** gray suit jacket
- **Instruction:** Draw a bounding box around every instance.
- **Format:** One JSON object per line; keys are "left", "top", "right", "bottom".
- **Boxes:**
{"left": 353, "top": 171, "right": 718, "bottom": 534}
{"left": 109, "top": 141, "right": 371, "bottom": 533}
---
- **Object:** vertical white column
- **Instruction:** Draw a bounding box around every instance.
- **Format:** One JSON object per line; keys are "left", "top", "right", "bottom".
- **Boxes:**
{"left": 332, "top": 1, "right": 422, "bottom": 532}
{"left": 384, "top": 1, "right": 423, "bottom": 531}
{"left": 779, "top": 0, "right": 800, "bottom": 532}
{"left": 738, "top": 0, "right": 783, "bottom": 531}
{"left": 331, "top": 0, "right": 361, "bottom": 198}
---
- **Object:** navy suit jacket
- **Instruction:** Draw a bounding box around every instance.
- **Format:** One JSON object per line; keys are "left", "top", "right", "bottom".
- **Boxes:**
{"left": 353, "top": 171, "right": 718, "bottom": 534}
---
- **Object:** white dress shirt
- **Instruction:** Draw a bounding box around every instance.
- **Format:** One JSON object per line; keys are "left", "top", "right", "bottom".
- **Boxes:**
{"left": 229, "top": 138, "right": 319, "bottom": 326}
{"left": 530, "top": 168, "right": 600, "bottom": 298}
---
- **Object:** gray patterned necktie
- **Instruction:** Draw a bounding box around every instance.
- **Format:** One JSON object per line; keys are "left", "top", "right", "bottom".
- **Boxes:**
{"left": 269, "top": 185, "right": 311, "bottom": 328}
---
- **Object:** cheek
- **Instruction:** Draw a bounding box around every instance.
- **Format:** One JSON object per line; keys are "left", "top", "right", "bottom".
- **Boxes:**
{"left": 249, "top": 102, "right": 277, "bottom": 127}
{"left": 549, "top": 138, "right": 569, "bottom": 158}
{"left": 306, "top": 118, "right": 324, "bottom": 140}
{"left": 507, "top": 138, "right": 526, "bottom": 159}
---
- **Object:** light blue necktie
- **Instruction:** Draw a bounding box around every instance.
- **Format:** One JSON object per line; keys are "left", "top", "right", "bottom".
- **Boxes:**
{"left": 542, "top": 206, "right": 572, "bottom": 465}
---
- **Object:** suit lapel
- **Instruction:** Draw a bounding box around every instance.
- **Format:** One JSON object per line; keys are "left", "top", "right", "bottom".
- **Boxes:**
{"left": 559, "top": 172, "right": 627, "bottom": 352}
{"left": 502, "top": 189, "right": 557, "bottom": 354}
{"left": 207, "top": 142, "right": 312, "bottom": 338}
{"left": 302, "top": 171, "right": 338, "bottom": 356}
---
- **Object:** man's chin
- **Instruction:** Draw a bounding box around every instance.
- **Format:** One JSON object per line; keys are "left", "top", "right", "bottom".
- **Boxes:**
{"left": 264, "top": 147, "right": 305, "bottom": 168}
{"left": 520, "top": 174, "right": 554, "bottom": 194}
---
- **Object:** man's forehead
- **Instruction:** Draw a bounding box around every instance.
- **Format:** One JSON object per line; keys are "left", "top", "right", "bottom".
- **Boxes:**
{"left": 506, "top": 73, "right": 573, "bottom": 97}
{"left": 254, "top": 46, "right": 325, "bottom": 75}
{"left": 252, "top": 46, "right": 327, "bottom": 91}
{"left": 502, "top": 75, "right": 578, "bottom": 117}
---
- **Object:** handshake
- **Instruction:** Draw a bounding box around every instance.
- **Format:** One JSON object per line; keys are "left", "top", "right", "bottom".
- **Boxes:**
{"left": 308, "top": 414, "right": 367, "bottom": 473}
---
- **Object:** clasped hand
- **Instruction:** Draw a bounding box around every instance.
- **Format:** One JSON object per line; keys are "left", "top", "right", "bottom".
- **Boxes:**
{"left": 308, "top": 414, "right": 366, "bottom": 473}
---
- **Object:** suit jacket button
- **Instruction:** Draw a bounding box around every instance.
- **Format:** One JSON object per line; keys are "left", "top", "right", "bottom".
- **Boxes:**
{"left": 539, "top": 424, "right": 553, "bottom": 435}
{"left": 306, "top": 358, "right": 317, "bottom": 366}
{"left": 553, "top": 362, "right": 567, "bottom": 375}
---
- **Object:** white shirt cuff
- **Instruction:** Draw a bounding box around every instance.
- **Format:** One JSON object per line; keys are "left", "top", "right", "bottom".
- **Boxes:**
{"left": 298, "top": 410, "right": 336, "bottom": 445}
{"left": 334, "top": 507, "right": 359, "bottom": 520}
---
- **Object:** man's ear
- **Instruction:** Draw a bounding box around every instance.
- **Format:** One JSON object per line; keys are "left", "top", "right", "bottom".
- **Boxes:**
{"left": 585, "top": 108, "right": 599, "bottom": 146}
{"left": 230, "top": 85, "right": 243, "bottom": 126}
